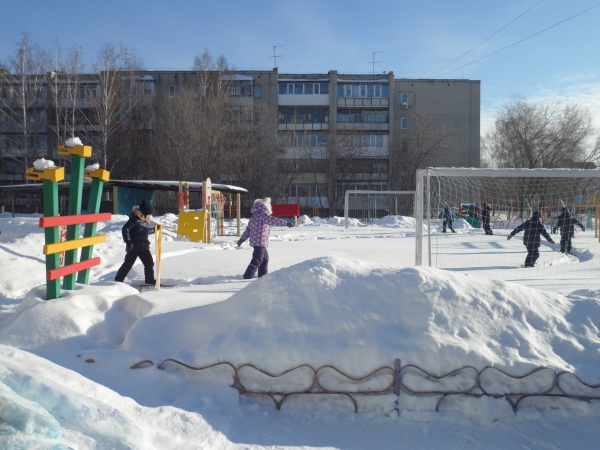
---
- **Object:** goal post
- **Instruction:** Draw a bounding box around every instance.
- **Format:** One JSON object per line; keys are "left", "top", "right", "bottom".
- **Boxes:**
{"left": 344, "top": 190, "right": 416, "bottom": 229}
{"left": 415, "top": 168, "right": 600, "bottom": 284}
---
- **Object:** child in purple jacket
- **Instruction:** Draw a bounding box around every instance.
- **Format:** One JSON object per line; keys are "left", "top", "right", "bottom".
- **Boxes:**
{"left": 237, "top": 197, "right": 293, "bottom": 278}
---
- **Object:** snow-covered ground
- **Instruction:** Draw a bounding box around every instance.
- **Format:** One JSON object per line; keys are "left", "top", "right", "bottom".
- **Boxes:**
{"left": 1, "top": 213, "right": 600, "bottom": 448}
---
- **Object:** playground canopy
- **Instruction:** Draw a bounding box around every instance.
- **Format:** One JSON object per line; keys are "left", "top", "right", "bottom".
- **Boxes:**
{"left": 0, "top": 180, "right": 248, "bottom": 195}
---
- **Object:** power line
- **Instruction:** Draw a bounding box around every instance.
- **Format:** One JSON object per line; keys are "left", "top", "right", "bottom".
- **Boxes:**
{"left": 436, "top": 2, "right": 600, "bottom": 78}
{"left": 430, "top": 0, "right": 543, "bottom": 77}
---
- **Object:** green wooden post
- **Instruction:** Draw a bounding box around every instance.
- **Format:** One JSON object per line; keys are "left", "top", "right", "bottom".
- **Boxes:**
{"left": 43, "top": 179, "right": 60, "bottom": 300}
{"left": 77, "top": 177, "right": 104, "bottom": 284}
{"left": 63, "top": 154, "right": 85, "bottom": 290}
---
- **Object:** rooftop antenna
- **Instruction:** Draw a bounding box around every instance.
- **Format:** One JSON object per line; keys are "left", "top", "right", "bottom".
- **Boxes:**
{"left": 271, "top": 45, "right": 284, "bottom": 69}
{"left": 371, "top": 52, "right": 382, "bottom": 76}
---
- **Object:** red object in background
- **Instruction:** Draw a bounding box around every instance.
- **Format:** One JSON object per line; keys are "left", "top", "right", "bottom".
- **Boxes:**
{"left": 271, "top": 204, "right": 300, "bottom": 217}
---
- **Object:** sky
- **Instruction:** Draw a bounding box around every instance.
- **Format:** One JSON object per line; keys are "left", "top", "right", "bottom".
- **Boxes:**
{"left": 2, "top": 0, "right": 600, "bottom": 136}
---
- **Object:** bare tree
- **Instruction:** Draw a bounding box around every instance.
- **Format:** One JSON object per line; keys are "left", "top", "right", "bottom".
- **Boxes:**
{"left": 0, "top": 33, "right": 50, "bottom": 178}
{"left": 47, "top": 42, "right": 87, "bottom": 163}
{"left": 389, "top": 111, "right": 453, "bottom": 190}
{"left": 87, "top": 43, "right": 143, "bottom": 171}
{"left": 482, "top": 98, "right": 598, "bottom": 169}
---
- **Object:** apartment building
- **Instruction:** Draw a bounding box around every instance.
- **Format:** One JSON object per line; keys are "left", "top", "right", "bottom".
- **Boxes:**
{"left": 0, "top": 67, "right": 480, "bottom": 214}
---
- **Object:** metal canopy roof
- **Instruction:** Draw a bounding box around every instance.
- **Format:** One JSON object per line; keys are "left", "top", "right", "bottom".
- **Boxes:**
{"left": 0, "top": 180, "right": 248, "bottom": 195}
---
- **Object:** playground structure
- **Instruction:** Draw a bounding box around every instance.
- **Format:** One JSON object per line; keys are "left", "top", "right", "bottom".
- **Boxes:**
{"left": 574, "top": 193, "right": 600, "bottom": 242}
{"left": 27, "top": 144, "right": 111, "bottom": 300}
{"left": 176, "top": 179, "right": 242, "bottom": 243}
{"left": 271, "top": 203, "right": 300, "bottom": 223}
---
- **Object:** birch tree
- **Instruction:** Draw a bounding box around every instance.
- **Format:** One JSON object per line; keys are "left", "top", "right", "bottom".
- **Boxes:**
{"left": 0, "top": 33, "right": 50, "bottom": 178}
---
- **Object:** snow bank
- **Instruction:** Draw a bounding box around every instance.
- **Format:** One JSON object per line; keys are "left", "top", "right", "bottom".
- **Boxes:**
{"left": 0, "top": 345, "right": 224, "bottom": 449}
{"left": 124, "top": 257, "right": 600, "bottom": 380}
{"left": 374, "top": 215, "right": 416, "bottom": 228}
{"left": 326, "top": 216, "right": 363, "bottom": 226}
{"left": 0, "top": 283, "right": 151, "bottom": 350}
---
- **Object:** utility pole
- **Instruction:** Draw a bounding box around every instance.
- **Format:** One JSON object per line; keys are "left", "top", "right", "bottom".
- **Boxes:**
{"left": 271, "top": 46, "right": 284, "bottom": 69}
{"left": 370, "top": 52, "right": 382, "bottom": 75}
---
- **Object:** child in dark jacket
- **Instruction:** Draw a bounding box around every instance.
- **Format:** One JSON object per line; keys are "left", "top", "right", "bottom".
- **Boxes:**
{"left": 552, "top": 208, "right": 585, "bottom": 254}
{"left": 507, "top": 211, "right": 555, "bottom": 267}
{"left": 237, "top": 197, "right": 293, "bottom": 279}
{"left": 115, "top": 199, "right": 158, "bottom": 284}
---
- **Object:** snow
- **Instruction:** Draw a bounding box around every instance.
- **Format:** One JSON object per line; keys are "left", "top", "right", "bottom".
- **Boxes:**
{"left": 32, "top": 158, "right": 55, "bottom": 171}
{"left": 1, "top": 213, "right": 600, "bottom": 448}
{"left": 85, "top": 163, "right": 100, "bottom": 172}
{"left": 65, "top": 137, "right": 83, "bottom": 147}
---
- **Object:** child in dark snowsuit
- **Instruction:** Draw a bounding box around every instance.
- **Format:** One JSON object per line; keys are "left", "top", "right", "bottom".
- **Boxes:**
{"left": 441, "top": 203, "right": 455, "bottom": 233}
{"left": 237, "top": 197, "right": 293, "bottom": 279}
{"left": 482, "top": 203, "right": 493, "bottom": 235}
{"left": 115, "top": 199, "right": 158, "bottom": 284}
{"left": 507, "top": 211, "right": 555, "bottom": 267}
{"left": 552, "top": 208, "right": 585, "bottom": 254}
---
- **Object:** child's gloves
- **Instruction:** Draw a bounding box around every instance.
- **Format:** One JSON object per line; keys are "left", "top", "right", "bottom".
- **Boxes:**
{"left": 237, "top": 239, "right": 243, "bottom": 247}
{"left": 126, "top": 240, "right": 133, "bottom": 252}
{"left": 287, "top": 222, "right": 294, "bottom": 228}
{"left": 506, "top": 235, "right": 512, "bottom": 241}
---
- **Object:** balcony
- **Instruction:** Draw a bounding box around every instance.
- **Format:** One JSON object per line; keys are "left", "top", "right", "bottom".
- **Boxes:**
{"left": 278, "top": 123, "right": 329, "bottom": 132}
{"left": 337, "top": 98, "right": 389, "bottom": 107}
{"left": 337, "top": 123, "right": 388, "bottom": 131}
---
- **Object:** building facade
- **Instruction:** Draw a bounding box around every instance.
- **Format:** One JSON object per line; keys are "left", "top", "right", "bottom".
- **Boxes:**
{"left": 0, "top": 68, "right": 480, "bottom": 215}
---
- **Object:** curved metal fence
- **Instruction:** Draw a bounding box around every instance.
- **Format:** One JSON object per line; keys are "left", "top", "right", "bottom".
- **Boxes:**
{"left": 129, "top": 358, "right": 600, "bottom": 414}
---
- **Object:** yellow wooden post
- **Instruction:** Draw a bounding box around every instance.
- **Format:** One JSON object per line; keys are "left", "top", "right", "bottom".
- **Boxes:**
{"left": 236, "top": 193, "right": 241, "bottom": 237}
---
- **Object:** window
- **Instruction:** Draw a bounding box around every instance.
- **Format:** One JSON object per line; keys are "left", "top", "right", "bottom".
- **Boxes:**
{"left": 362, "top": 135, "right": 384, "bottom": 147}
{"left": 337, "top": 109, "right": 388, "bottom": 123}
{"left": 278, "top": 107, "right": 329, "bottom": 123}
{"left": 296, "top": 184, "right": 310, "bottom": 197}
{"left": 278, "top": 134, "right": 293, "bottom": 148}
{"left": 229, "top": 86, "right": 240, "bottom": 96}
{"left": 295, "top": 134, "right": 327, "bottom": 147}
{"left": 279, "top": 83, "right": 328, "bottom": 95}
{"left": 401, "top": 93, "right": 408, "bottom": 103}
{"left": 338, "top": 84, "right": 388, "bottom": 98}
{"left": 401, "top": 117, "right": 409, "bottom": 129}
{"left": 254, "top": 85, "right": 261, "bottom": 98}
{"left": 169, "top": 86, "right": 180, "bottom": 97}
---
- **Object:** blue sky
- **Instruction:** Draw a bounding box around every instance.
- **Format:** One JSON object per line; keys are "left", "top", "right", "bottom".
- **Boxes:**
{"left": 2, "top": 0, "right": 600, "bottom": 135}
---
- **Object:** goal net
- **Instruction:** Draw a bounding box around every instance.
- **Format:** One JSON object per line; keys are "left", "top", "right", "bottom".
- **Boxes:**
{"left": 416, "top": 168, "right": 600, "bottom": 288}
{"left": 344, "top": 190, "right": 415, "bottom": 228}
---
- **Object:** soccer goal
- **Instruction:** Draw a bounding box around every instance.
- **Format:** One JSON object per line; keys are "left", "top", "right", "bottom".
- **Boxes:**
{"left": 344, "top": 190, "right": 415, "bottom": 228}
{"left": 415, "top": 168, "right": 600, "bottom": 288}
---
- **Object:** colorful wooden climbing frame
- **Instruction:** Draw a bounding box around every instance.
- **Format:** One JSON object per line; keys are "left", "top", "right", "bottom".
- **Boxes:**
{"left": 27, "top": 144, "right": 111, "bottom": 300}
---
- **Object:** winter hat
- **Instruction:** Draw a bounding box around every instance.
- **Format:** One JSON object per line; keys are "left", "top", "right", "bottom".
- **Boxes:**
{"left": 254, "top": 197, "right": 272, "bottom": 215}
{"left": 139, "top": 199, "right": 153, "bottom": 216}
{"left": 532, "top": 211, "right": 540, "bottom": 217}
